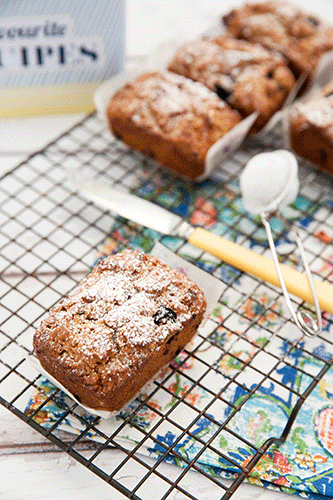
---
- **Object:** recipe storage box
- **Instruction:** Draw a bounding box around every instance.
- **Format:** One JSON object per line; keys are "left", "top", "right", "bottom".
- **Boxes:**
{"left": 0, "top": 0, "right": 125, "bottom": 118}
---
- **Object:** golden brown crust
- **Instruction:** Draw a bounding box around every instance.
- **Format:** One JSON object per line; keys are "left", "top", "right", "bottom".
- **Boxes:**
{"left": 289, "top": 82, "right": 333, "bottom": 176}
{"left": 222, "top": 1, "right": 333, "bottom": 78}
{"left": 33, "top": 249, "right": 206, "bottom": 412}
{"left": 107, "top": 71, "right": 241, "bottom": 180}
{"left": 168, "top": 36, "right": 295, "bottom": 131}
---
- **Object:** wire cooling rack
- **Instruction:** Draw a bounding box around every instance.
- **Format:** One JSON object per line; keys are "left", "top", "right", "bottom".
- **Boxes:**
{"left": 1, "top": 112, "right": 333, "bottom": 500}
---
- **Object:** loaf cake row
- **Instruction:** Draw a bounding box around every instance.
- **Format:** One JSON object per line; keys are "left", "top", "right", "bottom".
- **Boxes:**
{"left": 222, "top": 1, "right": 333, "bottom": 177}
{"left": 107, "top": 1, "right": 333, "bottom": 181}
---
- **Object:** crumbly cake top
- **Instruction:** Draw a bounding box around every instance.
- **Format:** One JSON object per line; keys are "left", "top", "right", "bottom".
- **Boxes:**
{"left": 169, "top": 37, "right": 285, "bottom": 75}
{"left": 108, "top": 71, "right": 241, "bottom": 156}
{"left": 34, "top": 250, "right": 206, "bottom": 386}
{"left": 290, "top": 82, "right": 333, "bottom": 133}
{"left": 223, "top": 1, "right": 333, "bottom": 75}
{"left": 118, "top": 70, "right": 228, "bottom": 122}
{"left": 168, "top": 36, "right": 294, "bottom": 98}
{"left": 224, "top": 1, "right": 330, "bottom": 38}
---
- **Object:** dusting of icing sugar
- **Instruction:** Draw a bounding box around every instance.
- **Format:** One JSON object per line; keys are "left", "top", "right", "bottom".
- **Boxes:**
{"left": 216, "top": 74, "right": 234, "bottom": 91}
{"left": 42, "top": 250, "right": 205, "bottom": 372}
{"left": 235, "top": 65, "right": 262, "bottom": 84}
{"left": 172, "top": 38, "right": 280, "bottom": 74}
{"left": 293, "top": 100, "right": 333, "bottom": 129}
{"left": 164, "top": 73, "right": 223, "bottom": 103}
{"left": 104, "top": 292, "right": 156, "bottom": 328}
{"left": 223, "top": 49, "right": 265, "bottom": 67}
{"left": 130, "top": 71, "right": 226, "bottom": 129}
{"left": 77, "top": 328, "right": 113, "bottom": 359}
{"left": 243, "top": 14, "right": 285, "bottom": 38}
{"left": 121, "top": 313, "right": 187, "bottom": 346}
{"left": 275, "top": 3, "right": 298, "bottom": 20}
{"left": 183, "top": 52, "right": 195, "bottom": 65}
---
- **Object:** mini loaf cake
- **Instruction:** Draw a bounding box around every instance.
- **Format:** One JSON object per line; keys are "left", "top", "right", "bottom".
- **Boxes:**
{"left": 223, "top": 1, "right": 333, "bottom": 79}
{"left": 107, "top": 71, "right": 241, "bottom": 181}
{"left": 33, "top": 249, "right": 206, "bottom": 412}
{"left": 168, "top": 36, "right": 295, "bottom": 131}
{"left": 289, "top": 82, "right": 333, "bottom": 176}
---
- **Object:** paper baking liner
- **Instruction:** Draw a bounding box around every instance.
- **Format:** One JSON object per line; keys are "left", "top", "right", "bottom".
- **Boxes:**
{"left": 28, "top": 242, "right": 225, "bottom": 418}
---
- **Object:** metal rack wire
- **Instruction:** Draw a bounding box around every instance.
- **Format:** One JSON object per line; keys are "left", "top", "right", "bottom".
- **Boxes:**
{"left": 1, "top": 112, "right": 333, "bottom": 500}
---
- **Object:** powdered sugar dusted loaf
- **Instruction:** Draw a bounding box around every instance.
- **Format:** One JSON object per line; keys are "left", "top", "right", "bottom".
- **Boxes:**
{"left": 107, "top": 71, "right": 241, "bottom": 181}
{"left": 223, "top": 1, "right": 333, "bottom": 79}
{"left": 168, "top": 36, "right": 295, "bottom": 131}
{"left": 33, "top": 249, "right": 206, "bottom": 412}
{"left": 289, "top": 81, "right": 333, "bottom": 176}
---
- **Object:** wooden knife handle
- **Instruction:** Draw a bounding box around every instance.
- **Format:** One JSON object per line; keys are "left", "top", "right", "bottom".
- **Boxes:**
{"left": 188, "top": 227, "right": 333, "bottom": 314}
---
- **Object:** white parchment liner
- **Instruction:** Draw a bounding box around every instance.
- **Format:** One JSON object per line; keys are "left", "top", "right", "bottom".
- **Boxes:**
{"left": 28, "top": 242, "right": 225, "bottom": 419}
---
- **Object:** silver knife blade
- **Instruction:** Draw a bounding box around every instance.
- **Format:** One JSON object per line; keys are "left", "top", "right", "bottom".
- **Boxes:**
{"left": 72, "top": 177, "right": 193, "bottom": 238}
{"left": 70, "top": 175, "right": 333, "bottom": 315}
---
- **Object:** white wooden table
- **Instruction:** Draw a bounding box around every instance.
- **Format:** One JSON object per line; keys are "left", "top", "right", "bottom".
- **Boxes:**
{"left": 1, "top": 1, "right": 332, "bottom": 499}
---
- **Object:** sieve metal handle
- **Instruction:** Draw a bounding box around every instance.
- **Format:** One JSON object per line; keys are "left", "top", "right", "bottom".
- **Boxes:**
{"left": 261, "top": 214, "right": 322, "bottom": 337}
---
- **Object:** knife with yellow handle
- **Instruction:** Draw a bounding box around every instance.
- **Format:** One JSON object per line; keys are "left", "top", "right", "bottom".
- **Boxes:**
{"left": 72, "top": 177, "right": 333, "bottom": 314}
